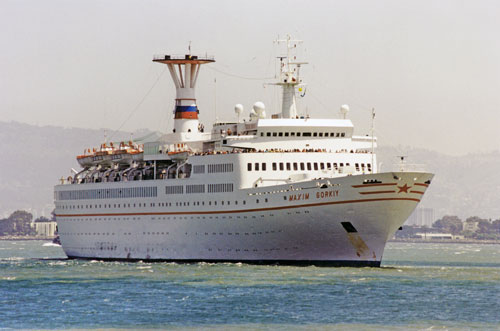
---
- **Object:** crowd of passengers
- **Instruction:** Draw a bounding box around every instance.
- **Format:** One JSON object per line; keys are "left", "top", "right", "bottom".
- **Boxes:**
{"left": 189, "top": 148, "right": 371, "bottom": 156}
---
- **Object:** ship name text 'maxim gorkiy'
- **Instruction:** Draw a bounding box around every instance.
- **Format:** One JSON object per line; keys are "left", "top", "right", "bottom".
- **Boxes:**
{"left": 54, "top": 37, "right": 433, "bottom": 266}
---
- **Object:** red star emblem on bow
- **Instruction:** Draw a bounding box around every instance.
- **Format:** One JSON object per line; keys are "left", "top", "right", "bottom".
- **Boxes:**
{"left": 397, "top": 184, "right": 411, "bottom": 193}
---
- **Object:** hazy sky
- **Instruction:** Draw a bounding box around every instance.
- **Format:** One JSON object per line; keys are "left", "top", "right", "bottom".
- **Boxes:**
{"left": 1, "top": 0, "right": 499, "bottom": 155}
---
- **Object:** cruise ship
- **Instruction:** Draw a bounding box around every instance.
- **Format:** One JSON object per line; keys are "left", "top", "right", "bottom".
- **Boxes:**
{"left": 54, "top": 37, "right": 433, "bottom": 266}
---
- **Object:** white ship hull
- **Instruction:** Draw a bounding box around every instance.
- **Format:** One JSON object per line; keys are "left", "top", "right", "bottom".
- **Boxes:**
{"left": 55, "top": 171, "right": 432, "bottom": 266}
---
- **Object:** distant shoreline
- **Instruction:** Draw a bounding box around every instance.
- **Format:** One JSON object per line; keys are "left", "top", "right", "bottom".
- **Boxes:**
{"left": 389, "top": 238, "right": 500, "bottom": 245}
{"left": 0, "top": 236, "right": 55, "bottom": 241}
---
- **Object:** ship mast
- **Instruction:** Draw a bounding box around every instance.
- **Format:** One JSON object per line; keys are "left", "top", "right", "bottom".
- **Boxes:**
{"left": 153, "top": 53, "right": 215, "bottom": 135}
{"left": 274, "top": 35, "right": 307, "bottom": 119}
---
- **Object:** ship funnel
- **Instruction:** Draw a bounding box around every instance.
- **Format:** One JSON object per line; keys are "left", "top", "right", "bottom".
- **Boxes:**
{"left": 153, "top": 54, "right": 215, "bottom": 134}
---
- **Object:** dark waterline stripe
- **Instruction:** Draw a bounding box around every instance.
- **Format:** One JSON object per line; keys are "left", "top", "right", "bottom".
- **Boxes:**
{"left": 66, "top": 256, "right": 381, "bottom": 267}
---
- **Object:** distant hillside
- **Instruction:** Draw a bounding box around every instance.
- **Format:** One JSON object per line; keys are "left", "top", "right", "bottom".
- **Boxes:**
{"left": 0, "top": 121, "right": 498, "bottom": 220}
{"left": 377, "top": 146, "right": 500, "bottom": 220}
{"left": 0, "top": 121, "right": 153, "bottom": 218}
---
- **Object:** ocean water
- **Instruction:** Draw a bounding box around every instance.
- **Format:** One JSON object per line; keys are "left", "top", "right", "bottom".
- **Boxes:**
{"left": 0, "top": 241, "right": 499, "bottom": 330}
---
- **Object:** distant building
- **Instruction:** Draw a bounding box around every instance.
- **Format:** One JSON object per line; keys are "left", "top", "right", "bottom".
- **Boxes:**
{"left": 415, "top": 233, "right": 465, "bottom": 240}
{"left": 34, "top": 219, "right": 57, "bottom": 237}
{"left": 406, "top": 208, "right": 435, "bottom": 227}
{"left": 463, "top": 221, "right": 479, "bottom": 233}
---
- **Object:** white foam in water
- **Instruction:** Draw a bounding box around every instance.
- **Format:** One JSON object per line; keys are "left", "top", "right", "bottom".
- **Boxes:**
{"left": 42, "top": 243, "right": 61, "bottom": 247}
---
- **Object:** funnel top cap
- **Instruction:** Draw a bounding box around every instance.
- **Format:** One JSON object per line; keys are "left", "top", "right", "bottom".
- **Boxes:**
{"left": 153, "top": 54, "right": 215, "bottom": 64}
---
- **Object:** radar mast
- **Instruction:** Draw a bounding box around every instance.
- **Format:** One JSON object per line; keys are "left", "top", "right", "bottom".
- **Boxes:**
{"left": 274, "top": 35, "right": 307, "bottom": 119}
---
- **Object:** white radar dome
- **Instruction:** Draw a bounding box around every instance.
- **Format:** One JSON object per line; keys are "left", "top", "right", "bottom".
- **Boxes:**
{"left": 340, "top": 104, "right": 350, "bottom": 119}
{"left": 253, "top": 101, "right": 266, "bottom": 119}
{"left": 234, "top": 104, "right": 244, "bottom": 115}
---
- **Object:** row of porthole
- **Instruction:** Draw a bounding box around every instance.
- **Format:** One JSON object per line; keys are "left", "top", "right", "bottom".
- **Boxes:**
{"left": 208, "top": 246, "right": 298, "bottom": 252}
{"left": 57, "top": 198, "right": 273, "bottom": 211}
{"left": 60, "top": 229, "right": 282, "bottom": 237}
{"left": 61, "top": 212, "right": 282, "bottom": 223}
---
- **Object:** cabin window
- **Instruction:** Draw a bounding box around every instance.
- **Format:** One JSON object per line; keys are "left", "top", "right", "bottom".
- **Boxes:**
{"left": 273, "top": 132, "right": 277, "bottom": 137}
{"left": 296, "top": 132, "right": 301, "bottom": 136}
{"left": 260, "top": 132, "right": 264, "bottom": 136}
{"left": 334, "top": 163, "right": 338, "bottom": 169}
{"left": 278, "top": 132, "right": 283, "bottom": 137}
{"left": 284, "top": 132, "right": 289, "bottom": 137}
{"left": 293, "top": 162, "right": 298, "bottom": 171}
{"left": 355, "top": 163, "right": 360, "bottom": 171}
{"left": 319, "top": 132, "right": 323, "bottom": 137}
{"left": 272, "top": 162, "right": 277, "bottom": 171}
{"left": 313, "top": 132, "right": 318, "bottom": 137}
{"left": 262, "top": 163, "right": 267, "bottom": 171}
{"left": 307, "top": 163, "right": 312, "bottom": 170}
{"left": 291, "top": 132, "right": 295, "bottom": 136}
{"left": 279, "top": 163, "right": 284, "bottom": 171}
{"left": 336, "top": 133, "right": 340, "bottom": 137}
{"left": 340, "top": 163, "right": 344, "bottom": 167}
{"left": 303, "top": 132, "right": 312, "bottom": 137}
{"left": 247, "top": 163, "right": 252, "bottom": 171}
{"left": 341, "top": 132, "right": 345, "bottom": 137}
{"left": 320, "top": 162, "right": 325, "bottom": 170}
{"left": 314, "top": 163, "right": 318, "bottom": 170}
{"left": 267, "top": 132, "right": 271, "bottom": 137}
{"left": 286, "top": 163, "right": 291, "bottom": 171}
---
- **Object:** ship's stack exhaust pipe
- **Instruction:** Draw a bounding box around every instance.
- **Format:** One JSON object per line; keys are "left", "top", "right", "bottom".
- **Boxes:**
{"left": 153, "top": 54, "right": 215, "bottom": 134}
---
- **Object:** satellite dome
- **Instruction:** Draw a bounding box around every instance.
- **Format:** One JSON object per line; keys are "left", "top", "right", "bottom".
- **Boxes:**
{"left": 253, "top": 102, "right": 266, "bottom": 119}
{"left": 234, "top": 104, "right": 244, "bottom": 115}
{"left": 340, "top": 104, "right": 350, "bottom": 118}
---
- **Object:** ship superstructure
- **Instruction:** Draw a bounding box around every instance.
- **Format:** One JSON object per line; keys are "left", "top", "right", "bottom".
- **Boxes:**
{"left": 54, "top": 37, "right": 433, "bottom": 266}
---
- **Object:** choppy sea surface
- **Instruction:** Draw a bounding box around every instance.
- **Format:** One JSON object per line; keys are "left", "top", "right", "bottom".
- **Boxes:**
{"left": 1, "top": 241, "right": 499, "bottom": 330}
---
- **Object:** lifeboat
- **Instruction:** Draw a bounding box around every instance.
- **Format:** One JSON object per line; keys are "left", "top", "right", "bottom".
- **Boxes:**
{"left": 168, "top": 150, "right": 189, "bottom": 161}
{"left": 111, "top": 142, "right": 144, "bottom": 164}
{"left": 76, "top": 148, "right": 94, "bottom": 168}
